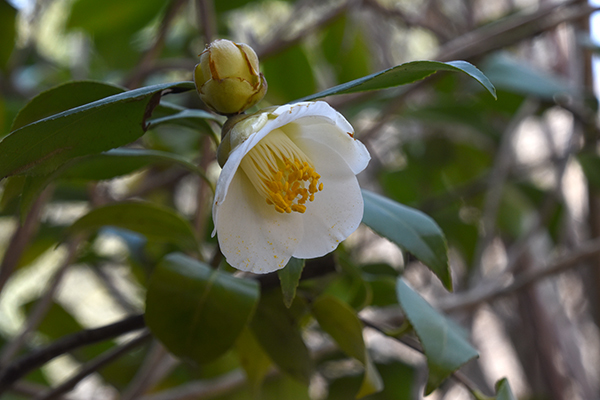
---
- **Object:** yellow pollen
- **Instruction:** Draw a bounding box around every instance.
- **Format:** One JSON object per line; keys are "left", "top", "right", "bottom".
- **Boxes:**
{"left": 240, "top": 129, "right": 323, "bottom": 214}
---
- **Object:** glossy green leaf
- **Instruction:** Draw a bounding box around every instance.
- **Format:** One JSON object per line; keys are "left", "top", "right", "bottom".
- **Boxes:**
{"left": 68, "top": 202, "right": 199, "bottom": 251}
{"left": 145, "top": 253, "right": 259, "bottom": 364}
{"left": 10, "top": 81, "right": 125, "bottom": 131}
{"left": 0, "top": 81, "right": 195, "bottom": 180}
{"left": 362, "top": 190, "right": 451, "bottom": 290}
{"left": 396, "top": 279, "right": 478, "bottom": 394}
{"left": 235, "top": 327, "right": 272, "bottom": 393}
{"left": 0, "top": 0, "right": 16, "bottom": 71}
{"left": 482, "top": 53, "right": 570, "bottom": 100}
{"left": 494, "top": 378, "right": 516, "bottom": 400}
{"left": 278, "top": 258, "right": 305, "bottom": 308}
{"left": 296, "top": 60, "right": 496, "bottom": 102}
{"left": 147, "top": 107, "right": 222, "bottom": 131}
{"left": 19, "top": 148, "right": 211, "bottom": 221}
{"left": 312, "top": 295, "right": 383, "bottom": 398}
{"left": 250, "top": 290, "right": 313, "bottom": 384}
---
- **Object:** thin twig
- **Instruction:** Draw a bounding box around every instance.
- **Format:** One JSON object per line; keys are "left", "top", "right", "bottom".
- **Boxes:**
{"left": 0, "top": 314, "right": 146, "bottom": 394}
{"left": 35, "top": 331, "right": 152, "bottom": 400}
{"left": 124, "top": 0, "right": 188, "bottom": 88}
{"left": 361, "top": 317, "right": 493, "bottom": 397}
{"left": 442, "top": 236, "right": 600, "bottom": 312}
{"left": 0, "top": 186, "right": 52, "bottom": 296}
{"left": 471, "top": 99, "right": 539, "bottom": 273}
{"left": 0, "top": 237, "right": 82, "bottom": 366}
{"left": 197, "top": 0, "right": 216, "bottom": 45}
{"left": 256, "top": 1, "right": 349, "bottom": 59}
{"left": 139, "top": 369, "right": 249, "bottom": 400}
{"left": 121, "top": 340, "right": 179, "bottom": 400}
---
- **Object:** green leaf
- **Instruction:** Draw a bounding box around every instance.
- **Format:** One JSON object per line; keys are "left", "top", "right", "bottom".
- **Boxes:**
{"left": 19, "top": 148, "right": 211, "bottom": 221}
{"left": 396, "top": 279, "right": 478, "bottom": 394}
{"left": 10, "top": 81, "right": 125, "bottom": 131}
{"left": 250, "top": 290, "right": 313, "bottom": 384}
{"left": 0, "top": 0, "right": 17, "bottom": 71}
{"left": 278, "top": 258, "right": 305, "bottom": 308}
{"left": 0, "top": 81, "right": 195, "bottom": 180}
{"left": 362, "top": 190, "right": 451, "bottom": 290}
{"left": 147, "top": 107, "right": 222, "bottom": 131}
{"left": 68, "top": 202, "right": 199, "bottom": 251}
{"left": 482, "top": 53, "right": 570, "bottom": 101}
{"left": 494, "top": 378, "right": 516, "bottom": 400}
{"left": 235, "top": 327, "right": 273, "bottom": 393}
{"left": 296, "top": 60, "right": 496, "bottom": 102}
{"left": 312, "top": 295, "right": 383, "bottom": 398}
{"left": 145, "top": 253, "right": 259, "bottom": 364}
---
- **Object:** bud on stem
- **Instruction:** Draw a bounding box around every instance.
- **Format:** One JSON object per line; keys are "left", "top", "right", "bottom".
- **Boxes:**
{"left": 194, "top": 39, "right": 267, "bottom": 115}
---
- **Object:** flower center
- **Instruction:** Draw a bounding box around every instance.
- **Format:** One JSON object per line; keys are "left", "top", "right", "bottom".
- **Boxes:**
{"left": 240, "top": 129, "right": 323, "bottom": 214}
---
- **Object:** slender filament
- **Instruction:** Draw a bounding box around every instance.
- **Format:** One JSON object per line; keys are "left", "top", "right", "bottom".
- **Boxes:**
{"left": 241, "top": 129, "right": 323, "bottom": 213}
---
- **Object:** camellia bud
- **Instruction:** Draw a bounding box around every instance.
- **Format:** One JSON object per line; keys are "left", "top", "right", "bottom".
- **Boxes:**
{"left": 194, "top": 39, "right": 267, "bottom": 115}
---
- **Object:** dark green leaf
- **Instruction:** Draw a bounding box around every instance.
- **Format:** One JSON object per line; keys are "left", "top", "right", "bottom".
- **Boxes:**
{"left": 494, "top": 378, "right": 516, "bottom": 400}
{"left": 362, "top": 190, "right": 451, "bottom": 290}
{"left": 147, "top": 107, "right": 222, "bottom": 132}
{"left": 235, "top": 327, "right": 272, "bottom": 393}
{"left": 68, "top": 202, "right": 199, "bottom": 251}
{"left": 145, "top": 253, "right": 259, "bottom": 364}
{"left": 0, "top": 0, "right": 16, "bottom": 71}
{"left": 296, "top": 60, "right": 496, "bottom": 102}
{"left": 19, "top": 148, "right": 210, "bottom": 221}
{"left": 278, "top": 258, "right": 305, "bottom": 308}
{"left": 0, "top": 81, "right": 195, "bottom": 180}
{"left": 10, "top": 81, "right": 125, "bottom": 131}
{"left": 250, "top": 290, "right": 313, "bottom": 384}
{"left": 312, "top": 295, "right": 383, "bottom": 398}
{"left": 396, "top": 279, "right": 478, "bottom": 394}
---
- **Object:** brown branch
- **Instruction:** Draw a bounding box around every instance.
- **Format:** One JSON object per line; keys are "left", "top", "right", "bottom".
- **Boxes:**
{"left": 0, "top": 185, "right": 52, "bottom": 296}
{"left": 0, "top": 314, "right": 146, "bottom": 394}
{"left": 36, "top": 331, "right": 152, "bottom": 400}
{"left": 442, "top": 237, "right": 600, "bottom": 312}
{"left": 197, "top": 0, "right": 216, "bottom": 45}
{"left": 256, "top": 1, "right": 349, "bottom": 59}
{"left": 0, "top": 238, "right": 81, "bottom": 366}
{"left": 124, "top": 0, "right": 188, "bottom": 89}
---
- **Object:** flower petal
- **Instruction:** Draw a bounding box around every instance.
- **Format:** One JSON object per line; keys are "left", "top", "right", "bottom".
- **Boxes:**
{"left": 291, "top": 137, "right": 364, "bottom": 259}
{"left": 215, "top": 170, "right": 303, "bottom": 273}
{"left": 283, "top": 105, "right": 370, "bottom": 175}
{"left": 213, "top": 101, "right": 356, "bottom": 226}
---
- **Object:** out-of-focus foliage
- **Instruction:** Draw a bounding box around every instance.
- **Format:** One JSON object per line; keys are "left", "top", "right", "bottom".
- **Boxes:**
{"left": 0, "top": 0, "right": 598, "bottom": 399}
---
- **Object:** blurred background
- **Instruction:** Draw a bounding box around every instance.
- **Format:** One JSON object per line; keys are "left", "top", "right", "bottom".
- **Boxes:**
{"left": 1, "top": 0, "right": 600, "bottom": 399}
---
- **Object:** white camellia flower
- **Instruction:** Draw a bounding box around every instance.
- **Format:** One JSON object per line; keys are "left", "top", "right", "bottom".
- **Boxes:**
{"left": 213, "top": 101, "right": 370, "bottom": 273}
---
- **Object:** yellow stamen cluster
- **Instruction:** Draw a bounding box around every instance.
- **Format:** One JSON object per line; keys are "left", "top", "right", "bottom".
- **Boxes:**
{"left": 240, "top": 129, "right": 323, "bottom": 214}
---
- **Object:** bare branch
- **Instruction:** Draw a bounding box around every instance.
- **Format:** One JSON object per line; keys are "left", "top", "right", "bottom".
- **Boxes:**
{"left": 0, "top": 237, "right": 82, "bottom": 366}
{"left": 36, "top": 331, "right": 152, "bottom": 400}
{"left": 0, "top": 314, "right": 146, "bottom": 394}
{"left": 442, "top": 237, "right": 600, "bottom": 312}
